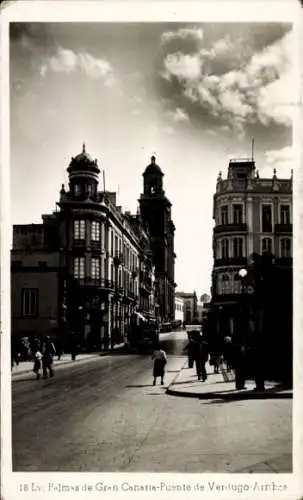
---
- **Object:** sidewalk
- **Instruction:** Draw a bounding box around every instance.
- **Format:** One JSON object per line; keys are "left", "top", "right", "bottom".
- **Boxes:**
{"left": 11, "top": 343, "right": 126, "bottom": 378}
{"left": 166, "top": 362, "right": 293, "bottom": 400}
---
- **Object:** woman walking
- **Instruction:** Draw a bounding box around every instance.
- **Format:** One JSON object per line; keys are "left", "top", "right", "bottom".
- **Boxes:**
{"left": 152, "top": 345, "right": 167, "bottom": 386}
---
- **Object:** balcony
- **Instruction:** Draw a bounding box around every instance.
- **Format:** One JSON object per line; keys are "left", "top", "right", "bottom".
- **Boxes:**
{"left": 77, "top": 278, "right": 114, "bottom": 290}
{"left": 214, "top": 257, "right": 247, "bottom": 267}
{"left": 275, "top": 223, "right": 292, "bottom": 234}
{"left": 214, "top": 223, "right": 247, "bottom": 234}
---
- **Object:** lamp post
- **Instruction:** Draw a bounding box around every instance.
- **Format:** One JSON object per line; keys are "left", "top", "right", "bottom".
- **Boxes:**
{"left": 238, "top": 268, "right": 248, "bottom": 342}
{"left": 238, "top": 268, "right": 248, "bottom": 293}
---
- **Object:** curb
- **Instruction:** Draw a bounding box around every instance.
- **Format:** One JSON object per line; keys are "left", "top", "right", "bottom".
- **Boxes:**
{"left": 165, "top": 360, "right": 188, "bottom": 395}
{"left": 166, "top": 387, "right": 293, "bottom": 400}
{"left": 166, "top": 367, "right": 292, "bottom": 400}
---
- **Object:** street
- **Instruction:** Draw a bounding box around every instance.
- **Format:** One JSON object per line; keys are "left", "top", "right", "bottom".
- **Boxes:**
{"left": 12, "top": 330, "right": 292, "bottom": 473}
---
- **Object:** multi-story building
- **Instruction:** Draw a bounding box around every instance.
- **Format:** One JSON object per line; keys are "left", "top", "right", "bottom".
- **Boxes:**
{"left": 11, "top": 145, "right": 158, "bottom": 351}
{"left": 174, "top": 295, "right": 184, "bottom": 324}
{"left": 175, "top": 291, "right": 198, "bottom": 324}
{"left": 211, "top": 157, "right": 292, "bottom": 337}
{"left": 139, "top": 156, "right": 176, "bottom": 322}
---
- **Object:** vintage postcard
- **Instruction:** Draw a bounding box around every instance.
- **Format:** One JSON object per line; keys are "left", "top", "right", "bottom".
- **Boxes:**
{"left": 1, "top": 1, "right": 302, "bottom": 499}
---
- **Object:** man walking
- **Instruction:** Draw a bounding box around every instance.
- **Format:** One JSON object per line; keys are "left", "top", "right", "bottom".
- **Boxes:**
{"left": 42, "top": 336, "right": 56, "bottom": 379}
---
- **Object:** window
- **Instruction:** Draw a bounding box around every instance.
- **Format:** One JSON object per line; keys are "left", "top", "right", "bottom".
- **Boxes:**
{"left": 217, "top": 273, "right": 232, "bottom": 295}
{"left": 220, "top": 205, "right": 228, "bottom": 225}
{"left": 233, "top": 274, "right": 242, "bottom": 294}
{"left": 221, "top": 274, "right": 230, "bottom": 294}
{"left": 221, "top": 239, "right": 229, "bottom": 259}
{"left": 21, "top": 288, "right": 38, "bottom": 317}
{"left": 233, "top": 204, "right": 243, "bottom": 224}
{"left": 262, "top": 204, "right": 272, "bottom": 232}
{"left": 281, "top": 238, "right": 291, "bottom": 258}
{"left": 74, "top": 220, "right": 86, "bottom": 240}
{"left": 110, "top": 230, "right": 114, "bottom": 256}
{"left": 280, "top": 205, "right": 290, "bottom": 225}
{"left": 74, "top": 184, "right": 81, "bottom": 196}
{"left": 91, "top": 258, "right": 100, "bottom": 279}
{"left": 73, "top": 257, "right": 85, "bottom": 279}
{"left": 262, "top": 237, "right": 272, "bottom": 254}
{"left": 91, "top": 221, "right": 100, "bottom": 241}
{"left": 87, "top": 184, "right": 93, "bottom": 197}
{"left": 233, "top": 237, "right": 243, "bottom": 257}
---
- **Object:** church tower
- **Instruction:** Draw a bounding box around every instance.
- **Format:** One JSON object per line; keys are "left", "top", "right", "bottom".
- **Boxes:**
{"left": 139, "top": 156, "right": 176, "bottom": 322}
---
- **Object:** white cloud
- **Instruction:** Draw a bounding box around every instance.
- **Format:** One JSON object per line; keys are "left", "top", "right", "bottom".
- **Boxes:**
{"left": 161, "top": 31, "right": 293, "bottom": 131}
{"left": 167, "top": 107, "right": 190, "bottom": 123}
{"left": 163, "top": 126, "right": 175, "bottom": 135}
{"left": 163, "top": 53, "right": 202, "bottom": 82}
{"left": 161, "top": 27, "right": 203, "bottom": 45}
{"left": 205, "top": 129, "right": 218, "bottom": 136}
{"left": 40, "top": 47, "right": 114, "bottom": 82}
{"left": 262, "top": 145, "right": 293, "bottom": 178}
{"left": 265, "top": 145, "right": 293, "bottom": 164}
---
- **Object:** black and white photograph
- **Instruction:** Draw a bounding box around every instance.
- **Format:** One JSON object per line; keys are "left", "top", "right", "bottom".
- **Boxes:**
{"left": 1, "top": 1, "right": 302, "bottom": 498}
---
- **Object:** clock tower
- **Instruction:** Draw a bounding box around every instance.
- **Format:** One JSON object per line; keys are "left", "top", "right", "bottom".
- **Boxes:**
{"left": 139, "top": 156, "right": 176, "bottom": 322}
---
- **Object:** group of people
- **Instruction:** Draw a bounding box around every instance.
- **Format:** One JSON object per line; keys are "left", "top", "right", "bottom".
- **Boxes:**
{"left": 184, "top": 332, "right": 210, "bottom": 381}
{"left": 185, "top": 330, "right": 266, "bottom": 392}
{"left": 11, "top": 333, "right": 80, "bottom": 380}
{"left": 31, "top": 336, "right": 57, "bottom": 379}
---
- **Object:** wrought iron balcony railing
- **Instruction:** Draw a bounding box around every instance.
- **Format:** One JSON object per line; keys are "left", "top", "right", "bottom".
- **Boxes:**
{"left": 214, "top": 223, "right": 247, "bottom": 234}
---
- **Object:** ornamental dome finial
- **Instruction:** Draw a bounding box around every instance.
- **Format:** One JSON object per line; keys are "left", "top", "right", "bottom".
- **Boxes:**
{"left": 82, "top": 142, "right": 86, "bottom": 153}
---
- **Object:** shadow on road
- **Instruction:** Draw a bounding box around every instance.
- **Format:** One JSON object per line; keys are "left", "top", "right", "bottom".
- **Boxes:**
{"left": 124, "top": 384, "right": 154, "bottom": 388}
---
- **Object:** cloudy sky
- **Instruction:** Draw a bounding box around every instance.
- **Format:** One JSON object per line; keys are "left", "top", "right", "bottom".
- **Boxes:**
{"left": 10, "top": 22, "right": 293, "bottom": 295}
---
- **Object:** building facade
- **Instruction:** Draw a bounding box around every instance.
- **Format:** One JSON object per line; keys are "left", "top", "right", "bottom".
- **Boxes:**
{"left": 11, "top": 146, "right": 160, "bottom": 350}
{"left": 175, "top": 291, "right": 198, "bottom": 324}
{"left": 139, "top": 156, "right": 176, "bottom": 322}
{"left": 174, "top": 295, "right": 184, "bottom": 324}
{"left": 211, "top": 158, "right": 292, "bottom": 338}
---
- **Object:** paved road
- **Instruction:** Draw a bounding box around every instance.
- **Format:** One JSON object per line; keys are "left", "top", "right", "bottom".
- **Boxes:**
{"left": 12, "top": 330, "right": 292, "bottom": 472}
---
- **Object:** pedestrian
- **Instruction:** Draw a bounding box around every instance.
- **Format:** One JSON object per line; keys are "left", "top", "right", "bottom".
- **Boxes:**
{"left": 42, "top": 336, "right": 56, "bottom": 379}
{"left": 184, "top": 334, "right": 197, "bottom": 368}
{"left": 198, "top": 337, "right": 209, "bottom": 382}
{"left": 152, "top": 344, "right": 167, "bottom": 385}
{"left": 33, "top": 350, "right": 42, "bottom": 380}
{"left": 223, "top": 336, "right": 233, "bottom": 371}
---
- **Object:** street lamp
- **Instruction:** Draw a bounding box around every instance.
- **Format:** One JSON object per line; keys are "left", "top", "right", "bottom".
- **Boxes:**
{"left": 238, "top": 268, "right": 247, "bottom": 294}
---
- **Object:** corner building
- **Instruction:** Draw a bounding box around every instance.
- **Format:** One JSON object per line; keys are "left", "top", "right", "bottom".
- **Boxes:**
{"left": 211, "top": 158, "right": 292, "bottom": 337}
{"left": 139, "top": 156, "right": 176, "bottom": 322}
{"left": 11, "top": 146, "right": 157, "bottom": 350}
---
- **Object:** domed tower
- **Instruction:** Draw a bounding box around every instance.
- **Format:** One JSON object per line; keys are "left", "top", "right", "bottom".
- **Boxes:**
{"left": 57, "top": 144, "right": 105, "bottom": 352}
{"left": 67, "top": 143, "right": 100, "bottom": 200}
{"left": 143, "top": 155, "right": 164, "bottom": 196}
{"left": 139, "top": 156, "right": 176, "bottom": 323}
